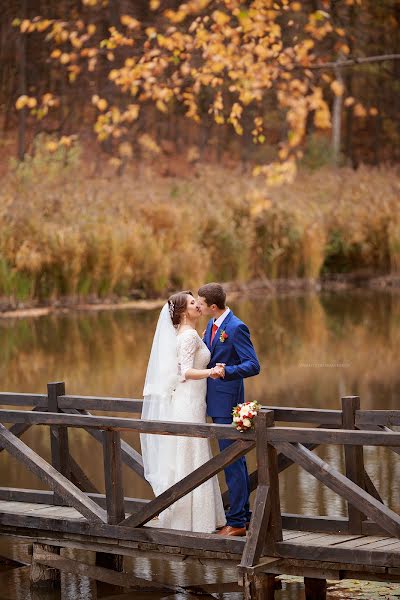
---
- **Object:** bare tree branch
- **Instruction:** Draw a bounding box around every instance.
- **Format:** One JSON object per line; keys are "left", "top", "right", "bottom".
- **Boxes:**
{"left": 308, "top": 53, "right": 400, "bottom": 70}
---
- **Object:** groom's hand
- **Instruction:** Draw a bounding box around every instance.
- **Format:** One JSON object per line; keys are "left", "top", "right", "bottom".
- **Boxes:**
{"left": 210, "top": 364, "right": 225, "bottom": 379}
{"left": 215, "top": 363, "right": 225, "bottom": 379}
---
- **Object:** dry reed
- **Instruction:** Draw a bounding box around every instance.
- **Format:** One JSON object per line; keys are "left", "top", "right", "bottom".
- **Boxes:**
{"left": 1, "top": 145, "right": 399, "bottom": 303}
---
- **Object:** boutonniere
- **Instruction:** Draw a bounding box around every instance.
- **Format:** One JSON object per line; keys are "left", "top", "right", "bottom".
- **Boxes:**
{"left": 219, "top": 329, "right": 228, "bottom": 343}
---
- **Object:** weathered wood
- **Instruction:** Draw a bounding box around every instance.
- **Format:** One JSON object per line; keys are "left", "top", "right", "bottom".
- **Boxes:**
{"left": 69, "top": 456, "right": 99, "bottom": 494}
{"left": 123, "top": 439, "right": 255, "bottom": 527}
{"left": 0, "top": 488, "right": 148, "bottom": 511}
{"left": 0, "top": 424, "right": 107, "bottom": 523}
{"left": 364, "top": 470, "right": 384, "bottom": 504}
{"left": 265, "top": 406, "right": 342, "bottom": 425}
{"left": 185, "top": 580, "right": 242, "bottom": 593}
{"left": 48, "top": 382, "right": 70, "bottom": 506}
{"left": 0, "top": 406, "right": 45, "bottom": 454}
{"left": 266, "top": 414, "right": 283, "bottom": 545}
{"left": 58, "top": 396, "right": 143, "bottom": 413}
{"left": 243, "top": 572, "right": 276, "bottom": 600}
{"left": 95, "top": 550, "right": 123, "bottom": 575}
{"left": 241, "top": 411, "right": 274, "bottom": 568}
{"left": 63, "top": 407, "right": 145, "bottom": 479}
{"left": 0, "top": 508, "right": 246, "bottom": 554}
{"left": 0, "top": 396, "right": 346, "bottom": 425}
{"left": 33, "top": 551, "right": 178, "bottom": 591}
{"left": 103, "top": 430, "right": 125, "bottom": 524}
{"left": 360, "top": 423, "right": 400, "bottom": 459}
{"left": 0, "top": 393, "right": 47, "bottom": 407}
{"left": 342, "top": 396, "right": 365, "bottom": 533}
{"left": 30, "top": 543, "right": 60, "bottom": 588}
{"left": 304, "top": 577, "right": 327, "bottom": 599}
{"left": 281, "top": 514, "right": 349, "bottom": 533}
{"left": 266, "top": 426, "right": 400, "bottom": 446}
{"left": 275, "top": 537, "right": 400, "bottom": 567}
{"left": 356, "top": 410, "right": 400, "bottom": 427}
{"left": 274, "top": 442, "right": 400, "bottom": 538}
{"left": 0, "top": 409, "right": 254, "bottom": 439}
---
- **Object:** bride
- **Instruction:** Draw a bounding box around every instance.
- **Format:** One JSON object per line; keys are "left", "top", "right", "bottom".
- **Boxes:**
{"left": 140, "top": 290, "right": 226, "bottom": 533}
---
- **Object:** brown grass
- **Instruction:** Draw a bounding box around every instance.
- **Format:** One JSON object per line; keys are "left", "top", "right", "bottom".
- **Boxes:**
{"left": 1, "top": 143, "right": 399, "bottom": 303}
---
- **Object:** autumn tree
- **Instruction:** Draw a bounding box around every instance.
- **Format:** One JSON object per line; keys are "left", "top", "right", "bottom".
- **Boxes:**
{"left": 6, "top": 0, "right": 400, "bottom": 179}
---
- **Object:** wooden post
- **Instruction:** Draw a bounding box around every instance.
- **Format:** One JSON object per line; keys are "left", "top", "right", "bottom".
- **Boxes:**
{"left": 103, "top": 430, "right": 125, "bottom": 525}
{"left": 241, "top": 411, "right": 273, "bottom": 569}
{"left": 243, "top": 573, "right": 276, "bottom": 600}
{"left": 342, "top": 396, "right": 365, "bottom": 533}
{"left": 97, "top": 429, "right": 125, "bottom": 573}
{"left": 48, "top": 382, "right": 70, "bottom": 506}
{"left": 266, "top": 411, "right": 283, "bottom": 546}
{"left": 241, "top": 410, "right": 281, "bottom": 598}
{"left": 30, "top": 544, "right": 60, "bottom": 588}
{"left": 304, "top": 577, "right": 327, "bottom": 600}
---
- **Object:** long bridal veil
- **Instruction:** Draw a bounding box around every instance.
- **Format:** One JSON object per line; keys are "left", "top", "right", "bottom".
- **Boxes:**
{"left": 140, "top": 303, "right": 179, "bottom": 497}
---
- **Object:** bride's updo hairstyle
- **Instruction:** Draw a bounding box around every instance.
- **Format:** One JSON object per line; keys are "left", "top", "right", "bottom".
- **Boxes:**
{"left": 168, "top": 290, "right": 193, "bottom": 327}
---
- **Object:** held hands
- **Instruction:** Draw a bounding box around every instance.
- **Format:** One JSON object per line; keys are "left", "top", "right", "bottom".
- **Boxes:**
{"left": 209, "top": 363, "right": 225, "bottom": 379}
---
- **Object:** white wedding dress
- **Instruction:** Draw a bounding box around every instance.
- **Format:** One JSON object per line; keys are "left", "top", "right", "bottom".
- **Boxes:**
{"left": 141, "top": 317, "right": 226, "bottom": 533}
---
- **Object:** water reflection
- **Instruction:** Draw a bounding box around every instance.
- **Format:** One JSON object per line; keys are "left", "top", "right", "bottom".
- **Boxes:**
{"left": 2, "top": 290, "right": 400, "bottom": 599}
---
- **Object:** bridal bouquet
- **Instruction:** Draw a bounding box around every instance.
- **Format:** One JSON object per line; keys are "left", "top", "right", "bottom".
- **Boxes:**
{"left": 232, "top": 401, "right": 261, "bottom": 432}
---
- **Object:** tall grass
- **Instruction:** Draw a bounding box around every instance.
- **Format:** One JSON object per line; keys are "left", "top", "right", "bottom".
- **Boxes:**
{"left": 1, "top": 142, "right": 399, "bottom": 304}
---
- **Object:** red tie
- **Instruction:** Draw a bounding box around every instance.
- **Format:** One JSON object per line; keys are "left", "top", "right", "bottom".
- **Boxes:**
{"left": 211, "top": 323, "right": 218, "bottom": 344}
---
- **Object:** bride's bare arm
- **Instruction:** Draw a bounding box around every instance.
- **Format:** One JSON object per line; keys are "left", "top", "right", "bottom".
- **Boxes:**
{"left": 178, "top": 329, "right": 224, "bottom": 381}
{"left": 184, "top": 366, "right": 223, "bottom": 381}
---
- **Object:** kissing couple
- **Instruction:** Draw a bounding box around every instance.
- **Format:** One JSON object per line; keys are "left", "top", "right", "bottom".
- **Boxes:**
{"left": 140, "top": 282, "right": 260, "bottom": 536}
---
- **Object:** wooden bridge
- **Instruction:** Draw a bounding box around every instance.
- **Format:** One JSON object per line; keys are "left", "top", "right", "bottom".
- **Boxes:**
{"left": 2, "top": 383, "right": 400, "bottom": 598}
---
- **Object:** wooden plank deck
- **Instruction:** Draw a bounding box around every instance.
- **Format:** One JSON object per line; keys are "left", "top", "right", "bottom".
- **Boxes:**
{"left": 2, "top": 500, "right": 400, "bottom": 570}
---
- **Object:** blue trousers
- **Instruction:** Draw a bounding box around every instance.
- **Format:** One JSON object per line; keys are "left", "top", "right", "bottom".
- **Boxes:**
{"left": 213, "top": 416, "right": 251, "bottom": 528}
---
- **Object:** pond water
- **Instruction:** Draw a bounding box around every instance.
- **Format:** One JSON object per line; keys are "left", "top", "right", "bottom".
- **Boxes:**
{"left": 1, "top": 289, "right": 400, "bottom": 599}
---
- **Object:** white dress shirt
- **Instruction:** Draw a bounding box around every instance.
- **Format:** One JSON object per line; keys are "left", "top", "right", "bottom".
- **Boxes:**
{"left": 213, "top": 307, "right": 231, "bottom": 330}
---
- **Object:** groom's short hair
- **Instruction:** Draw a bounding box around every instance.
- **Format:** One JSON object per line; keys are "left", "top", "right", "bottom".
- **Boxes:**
{"left": 198, "top": 283, "right": 226, "bottom": 309}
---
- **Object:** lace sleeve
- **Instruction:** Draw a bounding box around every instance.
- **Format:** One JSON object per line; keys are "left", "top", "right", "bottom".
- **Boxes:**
{"left": 177, "top": 330, "right": 199, "bottom": 382}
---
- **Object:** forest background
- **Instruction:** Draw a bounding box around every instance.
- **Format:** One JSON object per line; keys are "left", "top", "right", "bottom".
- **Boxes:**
{"left": 0, "top": 0, "right": 399, "bottom": 307}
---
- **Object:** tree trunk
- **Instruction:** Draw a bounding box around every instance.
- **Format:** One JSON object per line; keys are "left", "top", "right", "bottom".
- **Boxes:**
{"left": 17, "top": 0, "right": 27, "bottom": 161}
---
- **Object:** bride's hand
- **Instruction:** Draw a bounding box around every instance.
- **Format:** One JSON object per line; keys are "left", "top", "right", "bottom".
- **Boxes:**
{"left": 209, "top": 365, "right": 224, "bottom": 379}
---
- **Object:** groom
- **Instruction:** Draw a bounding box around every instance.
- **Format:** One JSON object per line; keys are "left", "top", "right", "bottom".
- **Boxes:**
{"left": 197, "top": 282, "right": 260, "bottom": 537}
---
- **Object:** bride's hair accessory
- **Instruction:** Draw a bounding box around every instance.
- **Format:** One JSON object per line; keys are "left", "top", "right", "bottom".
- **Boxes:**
{"left": 167, "top": 290, "right": 193, "bottom": 327}
{"left": 168, "top": 299, "right": 175, "bottom": 322}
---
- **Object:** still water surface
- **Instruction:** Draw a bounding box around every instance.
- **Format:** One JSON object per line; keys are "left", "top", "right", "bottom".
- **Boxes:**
{"left": 1, "top": 290, "right": 400, "bottom": 599}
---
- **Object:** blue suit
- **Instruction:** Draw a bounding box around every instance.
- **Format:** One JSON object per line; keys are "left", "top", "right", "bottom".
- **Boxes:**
{"left": 204, "top": 310, "right": 260, "bottom": 528}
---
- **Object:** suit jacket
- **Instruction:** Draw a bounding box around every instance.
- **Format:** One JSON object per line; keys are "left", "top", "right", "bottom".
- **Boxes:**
{"left": 204, "top": 310, "right": 260, "bottom": 418}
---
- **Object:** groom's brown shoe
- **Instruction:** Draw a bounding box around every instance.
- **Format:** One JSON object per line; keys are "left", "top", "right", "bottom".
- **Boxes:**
{"left": 215, "top": 525, "right": 246, "bottom": 537}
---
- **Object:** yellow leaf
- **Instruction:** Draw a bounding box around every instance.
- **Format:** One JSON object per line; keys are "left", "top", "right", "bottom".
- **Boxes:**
{"left": 20, "top": 19, "right": 31, "bottom": 33}
{"left": 150, "top": 0, "right": 160, "bottom": 9}
{"left": 97, "top": 98, "right": 108, "bottom": 111}
{"left": 331, "top": 80, "right": 344, "bottom": 96}
{"left": 118, "top": 141, "right": 133, "bottom": 158}
{"left": 120, "top": 15, "right": 140, "bottom": 29}
{"left": 354, "top": 103, "right": 367, "bottom": 117}
{"left": 156, "top": 100, "right": 168, "bottom": 113}
{"left": 290, "top": 2, "right": 302, "bottom": 11}
{"left": 369, "top": 107, "right": 378, "bottom": 116}
{"left": 60, "top": 136, "right": 73, "bottom": 147}
{"left": 344, "top": 96, "right": 355, "bottom": 107}
{"left": 87, "top": 24, "right": 96, "bottom": 36}
{"left": 27, "top": 97, "right": 37, "bottom": 108}
{"left": 60, "top": 53, "right": 70, "bottom": 64}
{"left": 212, "top": 10, "right": 230, "bottom": 26}
{"left": 15, "top": 95, "right": 28, "bottom": 110}
{"left": 46, "top": 141, "right": 58, "bottom": 153}
{"left": 51, "top": 49, "right": 62, "bottom": 59}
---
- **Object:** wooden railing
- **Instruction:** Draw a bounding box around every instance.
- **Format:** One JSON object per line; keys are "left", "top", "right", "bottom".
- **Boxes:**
{"left": 1, "top": 384, "right": 400, "bottom": 581}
